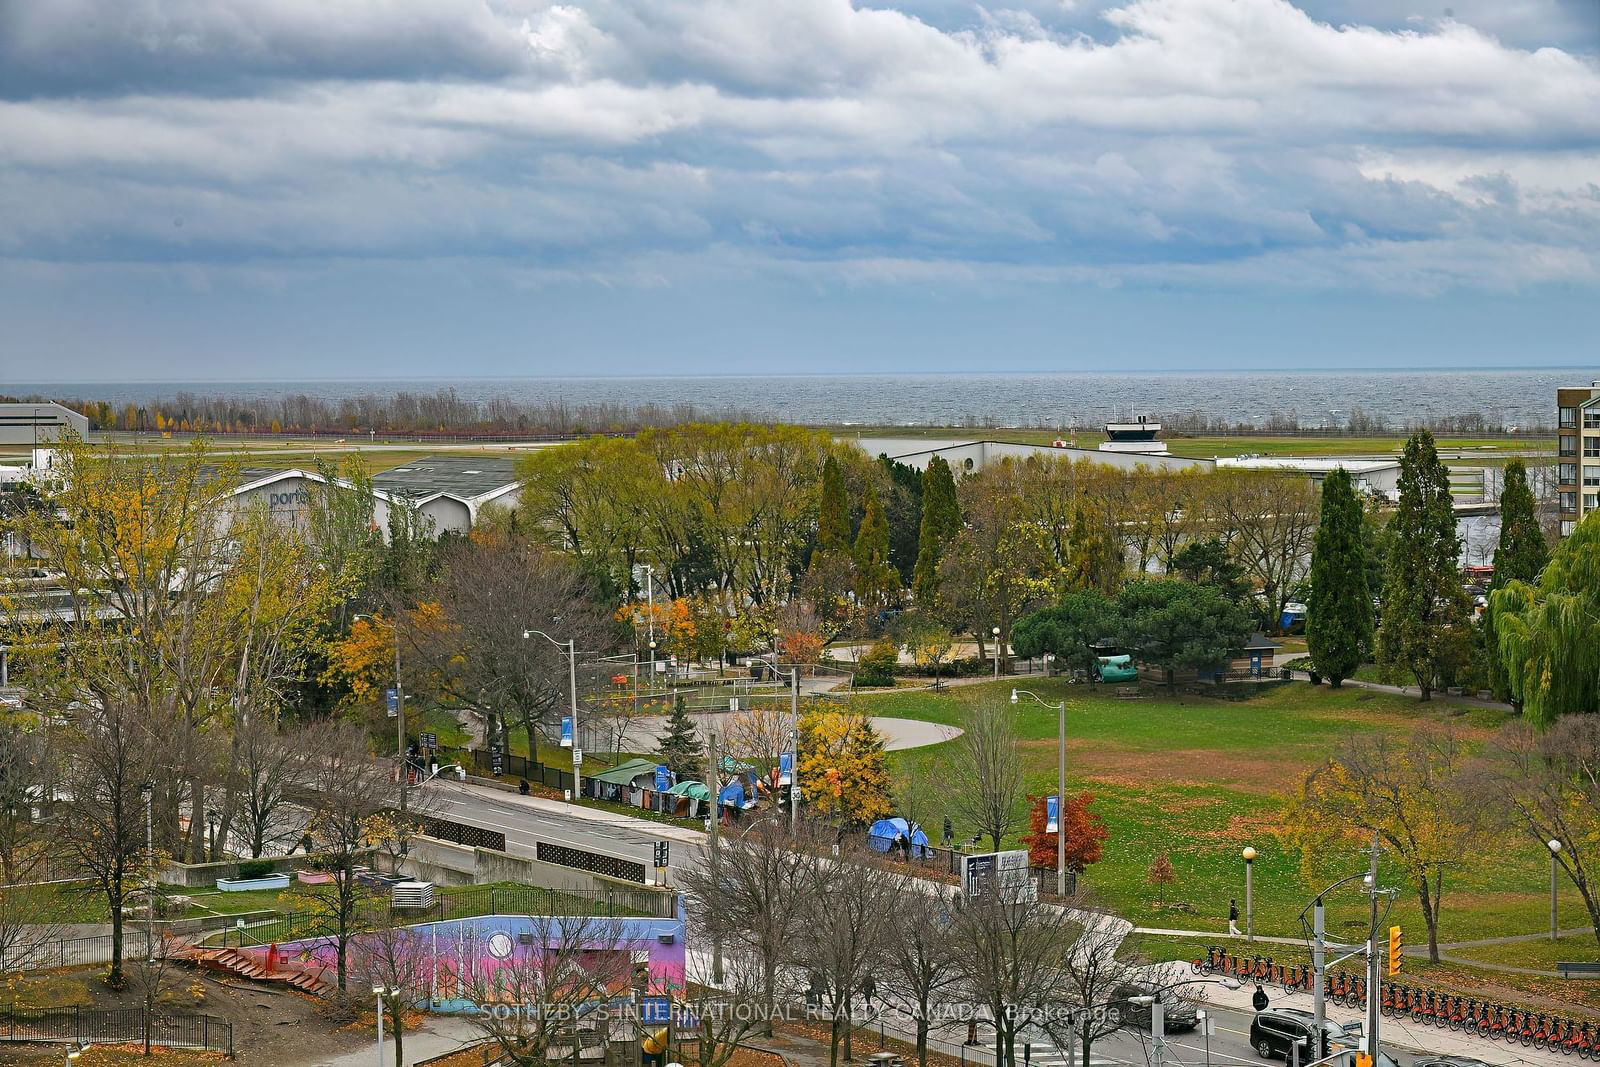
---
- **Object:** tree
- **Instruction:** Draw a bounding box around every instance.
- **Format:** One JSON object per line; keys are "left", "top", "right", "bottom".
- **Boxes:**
{"left": 903, "top": 619, "right": 956, "bottom": 690}
{"left": 1117, "top": 578, "right": 1251, "bottom": 693}
{"left": 1306, "top": 468, "right": 1372, "bottom": 687}
{"left": 878, "top": 454, "right": 924, "bottom": 585}
{"left": 800, "top": 847, "right": 905, "bottom": 1066}
{"left": 852, "top": 484, "right": 900, "bottom": 613}
{"left": 817, "top": 454, "right": 853, "bottom": 555}
{"left": 658, "top": 694, "right": 705, "bottom": 779}
{"left": 289, "top": 721, "right": 400, "bottom": 991}
{"left": 233, "top": 715, "right": 319, "bottom": 859}
{"left": 799, "top": 707, "right": 891, "bottom": 827}
{"left": 1470, "top": 718, "right": 1600, "bottom": 948}
{"left": 1281, "top": 725, "right": 1470, "bottom": 962}
{"left": 854, "top": 637, "right": 898, "bottom": 687}
{"left": 882, "top": 887, "right": 964, "bottom": 1067}
{"left": 911, "top": 455, "right": 960, "bottom": 603}
{"left": 1035, "top": 907, "right": 1154, "bottom": 1067}
{"left": 1485, "top": 459, "right": 1549, "bottom": 703}
{"left": 949, "top": 702, "right": 1023, "bottom": 851}
{"left": 1376, "top": 431, "right": 1471, "bottom": 700}
{"left": 127, "top": 934, "right": 182, "bottom": 1056}
{"left": 1010, "top": 591, "right": 1115, "bottom": 683}
{"left": 1492, "top": 512, "right": 1600, "bottom": 725}
{"left": 1200, "top": 470, "right": 1319, "bottom": 631}
{"left": 464, "top": 912, "right": 635, "bottom": 1066}
{"left": 1147, "top": 852, "right": 1177, "bottom": 906}
{"left": 1019, "top": 792, "right": 1108, "bottom": 874}
{"left": 358, "top": 920, "right": 436, "bottom": 1067}
{"left": 1169, "top": 537, "right": 1250, "bottom": 604}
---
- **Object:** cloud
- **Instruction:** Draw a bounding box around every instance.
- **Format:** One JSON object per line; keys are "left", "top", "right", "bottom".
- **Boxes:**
{"left": 0, "top": 0, "right": 1596, "bottom": 305}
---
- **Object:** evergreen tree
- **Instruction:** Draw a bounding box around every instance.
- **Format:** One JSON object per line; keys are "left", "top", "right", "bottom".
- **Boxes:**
{"left": 658, "top": 694, "right": 704, "bottom": 779}
{"left": 817, "top": 455, "right": 852, "bottom": 555}
{"left": 911, "top": 455, "right": 960, "bottom": 603}
{"left": 852, "top": 484, "right": 899, "bottom": 611}
{"left": 1306, "top": 468, "right": 1371, "bottom": 687}
{"left": 1376, "top": 432, "right": 1471, "bottom": 701}
{"left": 1484, "top": 459, "right": 1548, "bottom": 703}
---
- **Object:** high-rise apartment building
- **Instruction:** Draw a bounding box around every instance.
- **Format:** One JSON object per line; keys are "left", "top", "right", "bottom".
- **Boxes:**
{"left": 1555, "top": 381, "right": 1600, "bottom": 537}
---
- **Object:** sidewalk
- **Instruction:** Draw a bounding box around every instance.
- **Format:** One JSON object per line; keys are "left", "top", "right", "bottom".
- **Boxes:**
{"left": 311, "top": 1014, "right": 483, "bottom": 1067}
{"left": 448, "top": 778, "right": 708, "bottom": 847}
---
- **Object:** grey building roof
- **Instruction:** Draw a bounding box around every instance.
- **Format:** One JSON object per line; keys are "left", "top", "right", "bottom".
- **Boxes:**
{"left": 370, "top": 455, "right": 520, "bottom": 503}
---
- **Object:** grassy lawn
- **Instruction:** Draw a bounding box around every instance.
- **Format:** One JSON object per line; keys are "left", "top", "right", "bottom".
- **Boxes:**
{"left": 863, "top": 679, "right": 1584, "bottom": 952}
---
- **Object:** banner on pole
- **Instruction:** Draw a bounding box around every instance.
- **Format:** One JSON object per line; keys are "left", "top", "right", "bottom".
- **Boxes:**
{"left": 560, "top": 716, "right": 573, "bottom": 747}
{"left": 654, "top": 764, "right": 672, "bottom": 792}
{"left": 778, "top": 752, "right": 794, "bottom": 786}
{"left": 385, "top": 689, "right": 399, "bottom": 719}
{"left": 1046, "top": 794, "right": 1059, "bottom": 834}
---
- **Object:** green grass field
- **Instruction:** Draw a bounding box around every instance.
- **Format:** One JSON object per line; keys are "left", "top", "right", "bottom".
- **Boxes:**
{"left": 862, "top": 679, "right": 1593, "bottom": 956}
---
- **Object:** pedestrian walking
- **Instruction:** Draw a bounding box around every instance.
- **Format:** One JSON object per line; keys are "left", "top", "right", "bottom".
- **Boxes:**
{"left": 1252, "top": 984, "right": 1269, "bottom": 1012}
{"left": 1228, "top": 898, "right": 1241, "bottom": 937}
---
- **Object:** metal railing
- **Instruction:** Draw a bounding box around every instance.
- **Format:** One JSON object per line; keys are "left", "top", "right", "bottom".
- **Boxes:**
{"left": 0, "top": 1006, "right": 233, "bottom": 1055}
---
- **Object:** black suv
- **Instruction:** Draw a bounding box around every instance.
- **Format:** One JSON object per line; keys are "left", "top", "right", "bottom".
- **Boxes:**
{"left": 1108, "top": 982, "right": 1199, "bottom": 1033}
{"left": 1249, "top": 1008, "right": 1371, "bottom": 1063}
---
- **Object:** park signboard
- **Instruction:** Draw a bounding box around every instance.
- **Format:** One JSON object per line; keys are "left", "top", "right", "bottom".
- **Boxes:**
{"left": 960, "top": 848, "right": 1036, "bottom": 903}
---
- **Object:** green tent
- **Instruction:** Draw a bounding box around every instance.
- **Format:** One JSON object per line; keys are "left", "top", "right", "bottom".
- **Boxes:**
{"left": 590, "top": 758, "right": 661, "bottom": 787}
{"left": 666, "top": 781, "right": 710, "bottom": 800}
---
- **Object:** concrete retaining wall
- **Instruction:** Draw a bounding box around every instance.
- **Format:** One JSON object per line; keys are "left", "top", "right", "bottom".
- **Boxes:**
{"left": 403, "top": 835, "right": 648, "bottom": 895}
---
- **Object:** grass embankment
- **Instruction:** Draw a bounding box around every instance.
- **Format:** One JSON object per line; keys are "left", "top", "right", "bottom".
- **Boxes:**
{"left": 865, "top": 679, "right": 1593, "bottom": 954}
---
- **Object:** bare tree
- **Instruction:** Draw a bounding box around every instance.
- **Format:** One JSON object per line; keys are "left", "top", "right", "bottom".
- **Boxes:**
{"left": 882, "top": 887, "right": 965, "bottom": 1067}
{"left": 1199, "top": 471, "right": 1318, "bottom": 631}
{"left": 800, "top": 847, "right": 906, "bottom": 1066}
{"left": 357, "top": 919, "right": 436, "bottom": 1067}
{"left": 952, "top": 882, "right": 1083, "bottom": 1067}
{"left": 415, "top": 535, "right": 615, "bottom": 762}
{"left": 464, "top": 912, "right": 634, "bottom": 1067}
{"left": 288, "top": 721, "right": 398, "bottom": 991}
{"left": 231, "top": 714, "right": 316, "bottom": 858}
{"left": 682, "top": 819, "right": 818, "bottom": 1031}
{"left": 126, "top": 934, "right": 182, "bottom": 1056}
{"left": 1470, "top": 718, "right": 1600, "bottom": 946}
{"left": 949, "top": 703, "right": 1023, "bottom": 852}
{"left": 1036, "top": 907, "right": 1149, "bottom": 1067}
{"left": 724, "top": 705, "right": 792, "bottom": 779}
{"left": 679, "top": 921, "right": 772, "bottom": 1067}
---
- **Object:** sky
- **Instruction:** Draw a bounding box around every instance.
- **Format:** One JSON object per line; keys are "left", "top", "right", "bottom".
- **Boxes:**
{"left": 1, "top": 0, "right": 1597, "bottom": 381}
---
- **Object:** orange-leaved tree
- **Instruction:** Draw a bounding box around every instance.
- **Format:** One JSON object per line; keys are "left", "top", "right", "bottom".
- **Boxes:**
{"left": 1019, "top": 792, "right": 1108, "bottom": 872}
{"left": 798, "top": 705, "right": 890, "bottom": 827}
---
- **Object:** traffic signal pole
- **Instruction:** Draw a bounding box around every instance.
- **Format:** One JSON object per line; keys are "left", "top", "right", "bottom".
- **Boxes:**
{"left": 1365, "top": 835, "right": 1381, "bottom": 1066}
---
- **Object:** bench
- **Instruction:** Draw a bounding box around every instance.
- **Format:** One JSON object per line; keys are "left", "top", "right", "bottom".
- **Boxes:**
{"left": 1557, "top": 961, "right": 1600, "bottom": 979}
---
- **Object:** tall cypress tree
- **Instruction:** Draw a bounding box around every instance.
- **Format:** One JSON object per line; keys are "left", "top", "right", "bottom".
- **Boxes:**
{"left": 1376, "top": 431, "right": 1471, "bottom": 701}
{"left": 1484, "top": 459, "right": 1549, "bottom": 702}
{"left": 852, "top": 483, "right": 899, "bottom": 611}
{"left": 817, "top": 455, "right": 852, "bottom": 555}
{"left": 1306, "top": 468, "right": 1371, "bottom": 687}
{"left": 911, "top": 455, "right": 960, "bottom": 603}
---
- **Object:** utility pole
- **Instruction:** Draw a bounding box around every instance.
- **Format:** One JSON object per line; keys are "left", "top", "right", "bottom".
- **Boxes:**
{"left": 567, "top": 637, "right": 580, "bottom": 801}
{"left": 1365, "top": 834, "right": 1381, "bottom": 1066}
{"left": 1312, "top": 895, "right": 1327, "bottom": 1049}
{"left": 707, "top": 730, "right": 724, "bottom": 985}
{"left": 789, "top": 663, "right": 800, "bottom": 833}
{"left": 394, "top": 625, "right": 406, "bottom": 825}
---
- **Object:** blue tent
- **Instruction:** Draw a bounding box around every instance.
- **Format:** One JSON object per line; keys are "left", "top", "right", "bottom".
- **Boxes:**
{"left": 867, "top": 817, "right": 931, "bottom": 858}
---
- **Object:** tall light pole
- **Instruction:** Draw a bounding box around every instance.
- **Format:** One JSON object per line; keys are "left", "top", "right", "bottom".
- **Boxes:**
{"left": 991, "top": 626, "right": 1002, "bottom": 679}
{"left": 1241, "top": 846, "right": 1257, "bottom": 942}
{"left": 646, "top": 564, "right": 656, "bottom": 681}
{"left": 1549, "top": 839, "right": 1563, "bottom": 941}
{"left": 526, "top": 629, "right": 581, "bottom": 801}
{"left": 755, "top": 650, "right": 801, "bottom": 833}
{"left": 140, "top": 781, "right": 155, "bottom": 961}
{"left": 1012, "top": 689, "right": 1067, "bottom": 897}
{"left": 373, "top": 985, "right": 386, "bottom": 1067}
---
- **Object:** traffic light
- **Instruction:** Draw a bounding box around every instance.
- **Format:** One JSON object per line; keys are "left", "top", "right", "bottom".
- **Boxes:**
{"left": 1387, "top": 925, "right": 1403, "bottom": 976}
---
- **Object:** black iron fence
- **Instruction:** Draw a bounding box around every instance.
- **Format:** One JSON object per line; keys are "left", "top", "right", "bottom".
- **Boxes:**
{"left": 862, "top": 836, "right": 1078, "bottom": 899}
{"left": 414, "top": 813, "right": 507, "bottom": 852}
{"left": 536, "top": 841, "right": 648, "bottom": 885}
{"left": 471, "top": 749, "right": 576, "bottom": 795}
{"left": 0, "top": 1006, "right": 233, "bottom": 1055}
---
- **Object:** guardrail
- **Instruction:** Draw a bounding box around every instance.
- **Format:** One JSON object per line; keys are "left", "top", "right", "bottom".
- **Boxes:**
{"left": 0, "top": 1006, "right": 233, "bottom": 1056}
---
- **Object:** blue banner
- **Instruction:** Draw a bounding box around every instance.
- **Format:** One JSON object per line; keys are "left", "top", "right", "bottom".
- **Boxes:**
{"left": 1046, "top": 794, "right": 1059, "bottom": 834}
{"left": 639, "top": 996, "right": 671, "bottom": 1024}
{"left": 654, "top": 764, "right": 672, "bottom": 792}
{"left": 560, "top": 716, "right": 573, "bottom": 747}
{"left": 385, "top": 689, "right": 398, "bottom": 719}
{"left": 778, "top": 751, "right": 794, "bottom": 786}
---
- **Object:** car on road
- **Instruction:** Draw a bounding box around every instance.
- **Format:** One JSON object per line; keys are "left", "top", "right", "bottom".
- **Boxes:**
{"left": 1249, "top": 1007, "right": 1386, "bottom": 1065}
{"left": 1109, "top": 981, "right": 1199, "bottom": 1033}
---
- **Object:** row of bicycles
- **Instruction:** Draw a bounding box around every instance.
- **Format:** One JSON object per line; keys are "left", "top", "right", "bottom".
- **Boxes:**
{"left": 1192, "top": 946, "right": 1600, "bottom": 1056}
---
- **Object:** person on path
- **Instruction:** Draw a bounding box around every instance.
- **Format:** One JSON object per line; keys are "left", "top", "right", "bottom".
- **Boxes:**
{"left": 1228, "top": 898, "right": 1241, "bottom": 936}
{"left": 1252, "top": 984, "right": 1269, "bottom": 1012}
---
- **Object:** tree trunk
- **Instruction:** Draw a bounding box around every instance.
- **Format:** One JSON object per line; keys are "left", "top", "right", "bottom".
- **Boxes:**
{"left": 392, "top": 1006, "right": 404, "bottom": 1067}
{"left": 1418, "top": 874, "right": 1441, "bottom": 963}
{"left": 842, "top": 994, "right": 853, "bottom": 1061}
{"left": 108, "top": 883, "right": 126, "bottom": 987}
{"left": 916, "top": 1018, "right": 929, "bottom": 1067}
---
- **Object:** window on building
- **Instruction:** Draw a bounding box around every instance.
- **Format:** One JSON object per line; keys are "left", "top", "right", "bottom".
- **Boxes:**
{"left": 1562, "top": 520, "right": 1577, "bottom": 537}
{"left": 1560, "top": 492, "right": 1578, "bottom": 512}
{"left": 1561, "top": 435, "right": 1579, "bottom": 456}
{"left": 1586, "top": 436, "right": 1600, "bottom": 458}
{"left": 1559, "top": 463, "right": 1578, "bottom": 484}
{"left": 1586, "top": 492, "right": 1599, "bottom": 511}
{"left": 1587, "top": 409, "right": 1600, "bottom": 429}
{"left": 1561, "top": 407, "right": 1579, "bottom": 427}
{"left": 1586, "top": 465, "right": 1600, "bottom": 487}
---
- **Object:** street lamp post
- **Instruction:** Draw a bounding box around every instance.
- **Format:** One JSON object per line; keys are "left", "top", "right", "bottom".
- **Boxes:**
{"left": 1012, "top": 688, "right": 1067, "bottom": 897}
{"left": 992, "top": 626, "right": 1002, "bottom": 679}
{"left": 373, "top": 986, "right": 387, "bottom": 1067}
{"left": 1242, "top": 846, "right": 1257, "bottom": 942}
{"left": 525, "top": 629, "right": 581, "bottom": 801}
{"left": 140, "top": 781, "right": 154, "bottom": 961}
{"left": 1549, "top": 839, "right": 1563, "bottom": 941}
{"left": 206, "top": 808, "right": 219, "bottom": 861}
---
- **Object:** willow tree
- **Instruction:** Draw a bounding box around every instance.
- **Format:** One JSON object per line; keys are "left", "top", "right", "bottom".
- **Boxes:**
{"left": 1492, "top": 511, "right": 1600, "bottom": 725}
{"left": 1306, "top": 468, "right": 1371, "bottom": 687}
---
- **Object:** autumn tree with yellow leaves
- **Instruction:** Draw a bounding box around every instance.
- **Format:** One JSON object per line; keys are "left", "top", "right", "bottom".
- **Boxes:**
{"left": 1280, "top": 725, "right": 1471, "bottom": 962}
{"left": 798, "top": 704, "right": 890, "bottom": 827}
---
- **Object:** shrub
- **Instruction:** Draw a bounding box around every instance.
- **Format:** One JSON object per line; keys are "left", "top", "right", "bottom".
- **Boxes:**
{"left": 854, "top": 638, "right": 899, "bottom": 687}
{"left": 236, "top": 859, "right": 276, "bottom": 880}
